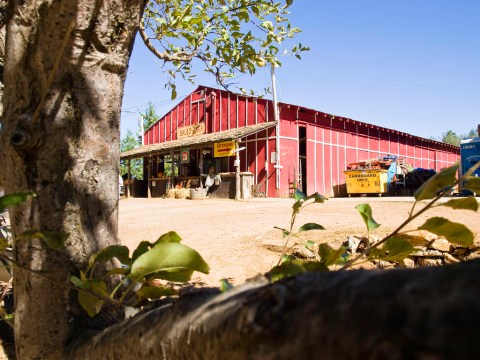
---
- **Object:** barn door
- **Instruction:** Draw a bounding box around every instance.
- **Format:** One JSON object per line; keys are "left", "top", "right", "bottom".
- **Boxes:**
{"left": 299, "top": 126, "right": 307, "bottom": 194}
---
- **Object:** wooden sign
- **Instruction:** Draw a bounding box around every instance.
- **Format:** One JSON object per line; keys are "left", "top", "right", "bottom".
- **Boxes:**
{"left": 214, "top": 141, "right": 235, "bottom": 157}
{"left": 177, "top": 123, "right": 205, "bottom": 139}
{"left": 180, "top": 148, "right": 190, "bottom": 163}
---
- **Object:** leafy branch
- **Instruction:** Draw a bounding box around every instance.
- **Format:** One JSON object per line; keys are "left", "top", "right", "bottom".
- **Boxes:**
{"left": 268, "top": 160, "right": 480, "bottom": 281}
{"left": 0, "top": 192, "right": 210, "bottom": 319}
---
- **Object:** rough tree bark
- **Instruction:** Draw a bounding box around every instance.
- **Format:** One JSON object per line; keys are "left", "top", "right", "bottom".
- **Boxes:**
{"left": 68, "top": 261, "right": 480, "bottom": 359}
{"left": 0, "top": 1, "right": 144, "bottom": 358}
{"left": 1, "top": 1, "right": 479, "bottom": 359}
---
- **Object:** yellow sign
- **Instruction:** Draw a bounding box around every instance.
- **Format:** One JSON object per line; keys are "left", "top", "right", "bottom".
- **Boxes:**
{"left": 214, "top": 141, "right": 236, "bottom": 157}
{"left": 177, "top": 123, "right": 205, "bottom": 139}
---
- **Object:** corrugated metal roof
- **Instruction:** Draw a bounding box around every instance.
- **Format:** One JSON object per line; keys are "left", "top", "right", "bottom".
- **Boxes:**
{"left": 121, "top": 121, "right": 277, "bottom": 160}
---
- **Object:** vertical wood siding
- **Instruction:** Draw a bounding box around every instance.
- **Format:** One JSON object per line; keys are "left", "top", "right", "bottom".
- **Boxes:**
{"left": 143, "top": 86, "right": 459, "bottom": 197}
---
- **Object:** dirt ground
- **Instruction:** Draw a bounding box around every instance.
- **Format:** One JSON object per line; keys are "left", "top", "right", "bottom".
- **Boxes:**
{"left": 119, "top": 196, "right": 480, "bottom": 287}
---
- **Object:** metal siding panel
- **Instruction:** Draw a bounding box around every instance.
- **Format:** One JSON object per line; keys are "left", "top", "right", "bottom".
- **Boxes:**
{"left": 166, "top": 115, "right": 171, "bottom": 141}
{"left": 379, "top": 130, "right": 390, "bottom": 154}
{"left": 247, "top": 140, "right": 256, "bottom": 173}
{"left": 306, "top": 125, "right": 315, "bottom": 194}
{"left": 229, "top": 94, "right": 236, "bottom": 130}
{"left": 256, "top": 139, "right": 267, "bottom": 192}
{"left": 257, "top": 99, "right": 267, "bottom": 123}
{"left": 369, "top": 132, "right": 380, "bottom": 157}
{"left": 283, "top": 138, "right": 298, "bottom": 197}
{"left": 331, "top": 130, "right": 340, "bottom": 196}
{"left": 221, "top": 94, "right": 229, "bottom": 131}
{"left": 238, "top": 97, "right": 246, "bottom": 128}
{"left": 399, "top": 134, "right": 407, "bottom": 157}
{"left": 281, "top": 120, "right": 298, "bottom": 138}
{"left": 324, "top": 142, "right": 332, "bottom": 197}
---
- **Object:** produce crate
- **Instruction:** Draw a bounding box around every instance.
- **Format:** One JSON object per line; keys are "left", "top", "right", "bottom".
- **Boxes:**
{"left": 344, "top": 169, "right": 388, "bottom": 196}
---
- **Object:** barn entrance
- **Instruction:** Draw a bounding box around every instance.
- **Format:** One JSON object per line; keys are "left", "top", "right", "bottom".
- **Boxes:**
{"left": 299, "top": 126, "right": 307, "bottom": 194}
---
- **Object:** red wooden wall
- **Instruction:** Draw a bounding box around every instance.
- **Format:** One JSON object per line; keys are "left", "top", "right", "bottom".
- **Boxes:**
{"left": 143, "top": 86, "right": 460, "bottom": 197}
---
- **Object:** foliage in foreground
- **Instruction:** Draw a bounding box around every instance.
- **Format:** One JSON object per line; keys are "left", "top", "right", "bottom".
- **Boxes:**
{"left": 2, "top": 161, "right": 479, "bottom": 319}
{"left": 268, "top": 161, "right": 480, "bottom": 282}
{"left": 0, "top": 192, "right": 209, "bottom": 319}
{"left": 71, "top": 231, "right": 209, "bottom": 317}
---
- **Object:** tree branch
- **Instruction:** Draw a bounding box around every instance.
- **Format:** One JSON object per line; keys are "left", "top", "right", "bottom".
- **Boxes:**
{"left": 139, "top": 19, "right": 194, "bottom": 62}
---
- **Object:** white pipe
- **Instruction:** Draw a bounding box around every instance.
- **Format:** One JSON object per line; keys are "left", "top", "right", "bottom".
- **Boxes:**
{"left": 271, "top": 63, "right": 280, "bottom": 190}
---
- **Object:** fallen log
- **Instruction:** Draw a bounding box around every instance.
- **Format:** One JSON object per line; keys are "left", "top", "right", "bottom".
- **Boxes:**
{"left": 70, "top": 260, "right": 480, "bottom": 359}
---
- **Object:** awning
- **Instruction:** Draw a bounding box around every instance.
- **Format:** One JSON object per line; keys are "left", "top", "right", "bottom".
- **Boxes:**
{"left": 121, "top": 121, "right": 277, "bottom": 160}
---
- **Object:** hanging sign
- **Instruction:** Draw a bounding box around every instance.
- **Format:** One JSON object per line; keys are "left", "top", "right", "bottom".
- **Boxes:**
{"left": 180, "top": 148, "right": 190, "bottom": 163}
{"left": 214, "top": 141, "right": 236, "bottom": 157}
{"left": 177, "top": 122, "right": 205, "bottom": 139}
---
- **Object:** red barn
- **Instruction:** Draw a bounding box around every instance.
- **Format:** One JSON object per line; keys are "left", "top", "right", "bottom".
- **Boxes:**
{"left": 121, "top": 85, "right": 459, "bottom": 198}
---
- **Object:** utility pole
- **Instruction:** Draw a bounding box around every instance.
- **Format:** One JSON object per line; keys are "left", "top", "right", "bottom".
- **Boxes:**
{"left": 138, "top": 115, "right": 144, "bottom": 146}
{"left": 271, "top": 63, "right": 281, "bottom": 190}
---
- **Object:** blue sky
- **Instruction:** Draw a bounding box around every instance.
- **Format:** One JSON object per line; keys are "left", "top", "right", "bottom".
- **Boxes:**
{"left": 121, "top": 1, "right": 480, "bottom": 140}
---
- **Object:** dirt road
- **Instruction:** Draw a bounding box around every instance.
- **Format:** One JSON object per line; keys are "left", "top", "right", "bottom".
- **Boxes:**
{"left": 119, "top": 197, "right": 480, "bottom": 287}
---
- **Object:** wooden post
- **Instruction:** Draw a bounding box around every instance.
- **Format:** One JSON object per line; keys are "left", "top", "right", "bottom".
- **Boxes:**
{"left": 126, "top": 159, "right": 131, "bottom": 198}
{"left": 147, "top": 155, "right": 151, "bottom": 198}
{"left": 235, "top": 141, "right": 241, "bottom": 200}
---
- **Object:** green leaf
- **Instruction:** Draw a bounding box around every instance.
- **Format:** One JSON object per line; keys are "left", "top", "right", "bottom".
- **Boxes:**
{"left": 292, "top": 199, "right": 303, "bottom": 216}
{"left": 268, "top": 261, "right": 305, "bottom": 282}
{"left": 105, "top": 268, "right": 129, "bottom": 277}
{"left": 95, "top": 245, "right": 130, "bottom": 265}
{"left": 20, "top": 231, "right": 68, "bottom": 250}
{"left": 281, "top": 229, "right": 290, "bottom": 238}
{"left": 70, "top": 276, "right": 89, "bottom": 289}
{"left": 148, "top": 268, "right": 194, "bottom": 282}
{"left": 418, "top": 217, "right": 474, "bottom": 247}
{"left": 305, "top": 192, "right": 326, "bottom": 203}
{"left": 40, "top": 231, "right": 69, "bottom": 250}
{"left": 293, "top": 189, "right": 305, "bottom": 201}
{"left": 77, "top": 279, "right": 108, "bottom": 318}
{"left": 305, "top": 240, "right": 316, "bottom": 250}
{"left": 131, "top": 241, "right": 152, "bottom": 264}
{"left": 355, "top": 204, "right": 380, "bottom": 231}
{"left": 269, "top": 259, "right": 327, "bottom": 282}
{"left": 0, "top": 192, "right": 36, "bottom": 213}
{"left": 301, "top": 260, "right": 328, "bottom": 272}
{"left": 442, "top": 197, "right": 478, "bottom": 211}
{"left": 171, "top": 84, "right": 177, "bottom": 100}
{"left": 154, "top": 231, "right": 182, "bottom": 244}
{"left": 219, "top": 278, "right": 234, "bottom": 292}
{"left": 464, "top": 177, "right": 480, "bottom": 193}
{"left": 318, "top": 244, "right": 348, "bottom": 266}
{"left": 129, "top": 242, "right": 209, "bottom": 281}
{"left": 414, "top": 163, "right": 459, "bottom": 201}
{"left": 0, "top": 238, "right": 9, "bottom": 252}
{"left": 379, "top": 237, "right": 415, "bottom": 262}
{"left": 299, "top": 223, "right": 325, "bottom": 232}
{"left": 136, "top": 284, "right": 175, "bottom": 301}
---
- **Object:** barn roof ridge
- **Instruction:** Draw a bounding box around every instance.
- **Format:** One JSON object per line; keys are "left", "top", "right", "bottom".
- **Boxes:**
{"left": 188, "top": 85, "right": 459, "bottom": 150}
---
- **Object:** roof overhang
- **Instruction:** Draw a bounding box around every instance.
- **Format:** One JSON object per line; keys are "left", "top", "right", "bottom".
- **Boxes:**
{"left": 121, "top": 121, "right": 277, "bottom": 160}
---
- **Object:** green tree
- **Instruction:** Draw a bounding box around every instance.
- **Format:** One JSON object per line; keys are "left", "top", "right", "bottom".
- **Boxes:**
{"left": 120, "top": 129, "right": 143, "bottom": 179}
{"left": 462, "top": 128, "right": 478, "bottom": 140}
{"left": 140, "top": 101, "right": 160, "bottom": 132}
{"left": 140, "top": 0, "right": 308, "bottom": 98}
{"left": 441, "top": 130, "right": 461, "bottom": 146}
{"left": 440, "top": 128, "right": 478, "bottom": 145}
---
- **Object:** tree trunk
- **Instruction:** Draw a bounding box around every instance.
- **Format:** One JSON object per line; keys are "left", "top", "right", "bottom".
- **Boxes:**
{"left": 69, "top": 260, "right": 480, "bottom": 359}
{"left": 0, "top": 1, "right": 143, "bottom": 358}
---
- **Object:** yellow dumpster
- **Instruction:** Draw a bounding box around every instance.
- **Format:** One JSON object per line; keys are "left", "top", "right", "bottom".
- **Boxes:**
{"left": 344, "top": 169, "right": 388, "bottom": 196}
